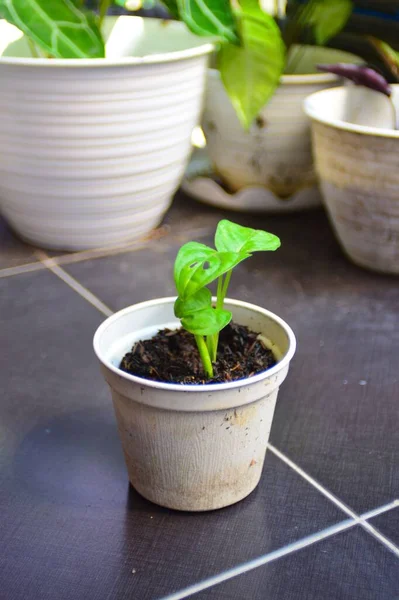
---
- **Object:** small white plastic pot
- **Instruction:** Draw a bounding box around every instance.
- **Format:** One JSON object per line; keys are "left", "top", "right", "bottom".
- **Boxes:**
{"left": 304, "top": 85, "right": 399, "bottom": 275}
{"left": 201, "top": 47, "right": 359, "bottom": 210}
{"left": 0, "top": 17, "right": 213, "bottom": 251}
{"left": 94, "top": 297, "right": 296, "bottom": 511}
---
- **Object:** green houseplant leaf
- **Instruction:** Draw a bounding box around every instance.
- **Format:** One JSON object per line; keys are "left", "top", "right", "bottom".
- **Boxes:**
{"left": 307, "top": 0, "right": 353, "bottom": 45}
{"left": 181, "top": 306, "right": 232, "bottom": 336}
{"left": 176, "top": 0, "right": 238, "bottom": 44}
{"left": 174, "top": 287, "right": 212, "bottom": 318}
{"left": 218, "top": 0, "right": 285, "bottom": 129}
{"left": 174, "top": 241, "right": 248, "bottom": 299}
{"left": 175, "top": 288, "right": 231, "bottom": 336}
{"left": 215, "top": 219, "right": 281, "bottom": 254}
{"left": 0, "top": 0, "right": 105, "bottom": 58}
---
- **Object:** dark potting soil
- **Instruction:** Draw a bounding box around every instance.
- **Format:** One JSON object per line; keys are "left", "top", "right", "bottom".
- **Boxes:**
{"left": 120, "top": 322, "right": 276, "bottom": 384}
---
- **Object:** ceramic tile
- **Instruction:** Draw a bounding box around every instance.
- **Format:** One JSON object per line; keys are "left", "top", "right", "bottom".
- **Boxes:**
{"left": 194, "top": 526, "right": 399, "bottom": 600}
{"left": 369, "top": 508, "right": 399, "bottom": 547}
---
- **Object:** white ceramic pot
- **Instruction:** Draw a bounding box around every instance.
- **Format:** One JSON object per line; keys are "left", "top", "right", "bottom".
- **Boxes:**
{"left": 93, "top": 297, "right": 296, "bottom": 511}
{"left": 0, "top": 17, "right": 213, "bottom": 251}
{"left": 304, "top": 85, "right": 399, "bottom": 275}
{"left": 201, "top": 47, "right": 359, "bottom": 210}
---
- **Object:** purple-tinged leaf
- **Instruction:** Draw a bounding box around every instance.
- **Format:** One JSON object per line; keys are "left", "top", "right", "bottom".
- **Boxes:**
{"left": 317, "top": 64, "right": 392, "bottom": 97}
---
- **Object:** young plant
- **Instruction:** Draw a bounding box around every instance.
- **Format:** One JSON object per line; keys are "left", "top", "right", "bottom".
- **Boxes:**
{"left": 173, "top": 219, "right": 280, "bottom": 378}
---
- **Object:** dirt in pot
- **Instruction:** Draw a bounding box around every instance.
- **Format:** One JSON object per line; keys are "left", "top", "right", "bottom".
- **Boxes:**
{"left": 120, "top": 322, "right": 277, "bottom": 384}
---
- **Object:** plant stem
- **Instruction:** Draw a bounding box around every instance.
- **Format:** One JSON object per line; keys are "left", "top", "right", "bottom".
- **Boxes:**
{"left": 28, "top": 39, "right": 39, "bottom": 58}
{"left": 221, "top": 269, "right": 232, "bottom": 302}
{"left": 389, "top": 96, "right": 399, "bottom": 130}
{"left": 99, "top": 0, "right": 112, "bottom": 27}
{"left": 195, "top": 335, "right": 214, "bottom": 379}
{"left": 216, "top": 275, "right": 224, "bottom": 309}
{"left": 206, "top": 334, "right": 215, "bottom": 361}
{"left": 211, "top": 269, "right": 233, "bottom": 363}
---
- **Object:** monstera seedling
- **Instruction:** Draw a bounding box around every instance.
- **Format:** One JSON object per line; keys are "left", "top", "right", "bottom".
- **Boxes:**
{"left": 174, "top": 220, "right": 280, "bottom": 378}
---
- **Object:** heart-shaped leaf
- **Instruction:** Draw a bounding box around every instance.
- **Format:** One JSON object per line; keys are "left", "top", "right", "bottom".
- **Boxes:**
{"left": 215, "top": 220, "right": 281, "bottom": 254}
{"left": 174, "top": 288, "right": 212, "bottom": 319}
{"left": 218, "top": 0, "right": 285, "bottom": 129}
{"left": 176, "top": 0, "right": 238, "bottom": 44}
{"left": 174, "top": 242, "right": 215, "bottom": 290}
{"left": 174, "top": 242, "right": 248, "bottom": 298}
{"left": 0, "top": 0, "right": 104, "bottom": 58}
{"left": 306, "top": 0, "right": 353, "bottom": 45}
{"left": 181, "top": 306, "right": 232, "bottom": 336}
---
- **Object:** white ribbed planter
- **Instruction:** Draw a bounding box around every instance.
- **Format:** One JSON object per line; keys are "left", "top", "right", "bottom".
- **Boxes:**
{"left": 202, "top": 47, "right": 359, "bottom": 209}
{"left": 304, "top": 85, "right": 399, "bottom": 275}
{"left": 0, "top": 17, "right": 213, "bottom": 250}
{"left": 93, "top": 297, "right": 296, "bottom": 511}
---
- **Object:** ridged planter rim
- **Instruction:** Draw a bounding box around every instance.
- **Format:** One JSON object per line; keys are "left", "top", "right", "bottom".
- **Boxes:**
{"left": 93, "top": 296, "right": 297, "bottom": 395}
{"left": 304, "top": 85, "right": 399, "bottom": 139}
{"left": 0, "top": 16, "right": 214, "bottom": 68}
{"left": 208, "top": 66, "right": 339, "bottom": 87}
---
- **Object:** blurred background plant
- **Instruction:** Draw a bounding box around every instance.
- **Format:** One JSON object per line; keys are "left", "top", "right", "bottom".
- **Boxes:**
{"left": 108, "top": 0, "right": 399, "bottom": 80}
{"left": 0, "top": 0, "right": 397, "bottom": 128}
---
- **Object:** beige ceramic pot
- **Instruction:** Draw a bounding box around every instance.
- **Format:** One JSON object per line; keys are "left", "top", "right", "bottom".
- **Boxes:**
{"left": 94, "top": 297, "right": 296, "bottom": 511}
{"left": 201, "top": 46, "right": 360, "bottom": 211}
{"left": 305, "top": 85, "right": 399, "bottom": 275}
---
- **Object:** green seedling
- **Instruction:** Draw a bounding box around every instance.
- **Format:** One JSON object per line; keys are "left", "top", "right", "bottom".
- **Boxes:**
{"left": 173, "top": 219, "right": 280, "bottom": 378}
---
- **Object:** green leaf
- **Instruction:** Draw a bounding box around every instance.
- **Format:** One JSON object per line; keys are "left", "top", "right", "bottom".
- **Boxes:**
{"left": 215, "top": 220, "right": 281, "bottom": 254}
{"left": 176, "top": 0, "right": 238, "bottom": 44}
{"left": 181, "top": 307, "right": 232, "bottom": 336}
{"left": 0, "top": 0, "right": 105, "bottom": 58}
{"left": 369, "top": 37, "right": 399, "bottom": 81}
{"left": 174, "top": 242, "right": 215, "bottom": 290}
{"left": 175, "top": 288, "right": 231, "bottom": 336}
{"left": 218, "top": 0, "right": 285, "bottom": 129}
{"left": 174, "top": 241, "right": 248, "bottom": 299}
{"left": 174, "top": 288, "right": 212, "bottom": 319}
{"left": 307, "top": 0, "right": 353, "bottom": 45}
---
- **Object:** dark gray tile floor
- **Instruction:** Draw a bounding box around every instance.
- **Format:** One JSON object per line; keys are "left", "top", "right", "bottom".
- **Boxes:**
{"left": 65, "top": 196, "right": 399, "bottom": 514}
{"left": 1, "top": 193, "right": 398, "bottom": 600}
{"left": 194, "top": 528, "right": 399, "bottom": 600}
{"left": 370, "top": 508, "right": 399, "bottom": 548}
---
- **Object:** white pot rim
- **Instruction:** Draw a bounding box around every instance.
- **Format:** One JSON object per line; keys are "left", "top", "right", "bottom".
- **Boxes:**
{"left": 93, "top": 296, "right": 296, "bottom": 393}
{"left": 207, "top": 66, "right": 340, "bottom": 87}
{"left": 304, "top": 85, "right": 399, "bottom": 139}
{"left": 0, "top": 16, "right": 214, "bottom": 68}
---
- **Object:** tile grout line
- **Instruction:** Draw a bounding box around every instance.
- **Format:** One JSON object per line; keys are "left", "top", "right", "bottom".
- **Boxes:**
{"left": 35, "top": 250, "right": 113, "bottom": 318}
{"left": 0, "top": 260, "right": 46, "bottom": 279}
{"left": 268, "top": 444, "right": 399, "bottom": 557}
{"left": 158, "top": 500, "right": 398, "bottom": 600}
{"left": 0, "top": 222, "right": 216, "bottom": 280}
